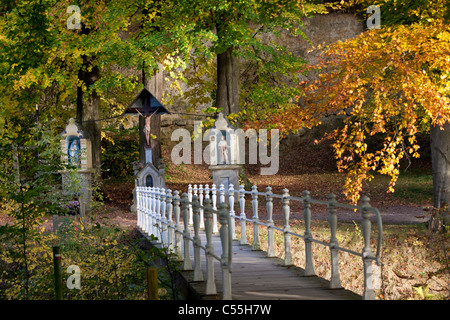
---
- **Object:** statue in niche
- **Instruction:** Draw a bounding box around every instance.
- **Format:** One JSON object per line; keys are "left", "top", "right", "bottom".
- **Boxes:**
{"left": 67, "top": 136, "right": 81, "bottom": 168}
{"left": 218, "top": 134, "right": 230, "bottom": 164}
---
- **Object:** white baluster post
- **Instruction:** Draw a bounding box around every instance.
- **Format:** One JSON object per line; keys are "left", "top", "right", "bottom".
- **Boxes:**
{"left": 199, "top": 184, "right": 205, "bottom": 229}
{"left": 303, "top": 190, "right": 315, "bottom": 276}
{"left": 181, "top": 193, "right": 192, "bottom": 270}
{"left": 174, "top": 191, "right": 183, "bottom": 261}
{"left": 228, "top": 184, "right": 236, "bottom": 241}
{"left": 144, "top": 187, "right": 149, "bottom": 235}
{"left": 282, "top": 188, "right": 293, "bottom": 266}
{"left": 328, "top": 193, "right": 342, "bottom": 289}
{"left": 192, "top": 195, "right": 204, "bottom": 281}
{"left": 193, "top": 184, "right": 198, "bottom": 226}
{"left": 239, "top": 185, "right": 247, "bottom": 245}
{"left": 143, "top": 187, "right": 148, "bottom": 235}
{"left": 167, "top": 189, "right": 174, "bottom": 252}
{"left": 219, "top": 183, "right": 225, "bottom": 204}
{"left": 266, "top": 186, "right": 275, "bottom": 257}
{"left": 136, "top": 187, "right": 141, "bottom": 230}
{"left": 251, "top": 185, "right": 261, "bottom": 251}
{"left": 361, "top": 196, "right": 375, "bottom": 300}
{"left": 149, "top": 187, "right": 155, "bottom": 237}
{"left": 212, "top": 184, "right": 219, "bottom": 233}
{"left": 155, "top": 187, "right": 161, "bottom": 241}
{"left": 160, "top": 188, "right": 167, "bottom": 247}
{"left": 188, "top": 184, "right": 193, "bottom": 225}
{"left": 218, "top": 202, "right": 232, "bottom": 300}
{"left": 203, "top": 198, "right": 217, "bottom": 295}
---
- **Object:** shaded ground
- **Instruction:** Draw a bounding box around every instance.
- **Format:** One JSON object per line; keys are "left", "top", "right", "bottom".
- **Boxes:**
{"left": 96, "top": 129, "right": 433, "bottom": 227}
{"left": 1, "top": 130, "right": 447, "bottom": 301}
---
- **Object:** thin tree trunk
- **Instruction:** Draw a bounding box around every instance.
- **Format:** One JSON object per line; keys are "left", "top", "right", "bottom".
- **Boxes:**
{"left": 77, "top": 56, "right": 101, "bottom": 173}
{"left": 430, "top": 123, "right": 450, "bottom": 232}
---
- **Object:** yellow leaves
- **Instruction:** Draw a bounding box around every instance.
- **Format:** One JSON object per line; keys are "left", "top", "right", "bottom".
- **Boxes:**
{"left": 101, "top": 131, "right": 115, "bottom": 145}
{"left": 295, "top": 20, "right": 450, "bottom": 203}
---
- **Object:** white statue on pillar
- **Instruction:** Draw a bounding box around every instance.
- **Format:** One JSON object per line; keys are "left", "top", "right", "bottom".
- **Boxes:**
{"left": 218, "top": 135, "right": 230, "bottom": 164}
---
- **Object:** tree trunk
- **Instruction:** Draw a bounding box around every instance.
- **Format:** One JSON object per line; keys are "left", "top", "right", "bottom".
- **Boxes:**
{"left": 77, "top": 56, "right": 101, "bottom": 174}
{"left": 430, "top": 123, "right": 450, "bottom": 232}
{"left": 216, "top": 46, "right": 240, "bottom": 115}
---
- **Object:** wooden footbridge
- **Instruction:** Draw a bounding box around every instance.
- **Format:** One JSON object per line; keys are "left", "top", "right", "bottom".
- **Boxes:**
{"left": 136, "top": 184, "right": 383, "bottom": 300}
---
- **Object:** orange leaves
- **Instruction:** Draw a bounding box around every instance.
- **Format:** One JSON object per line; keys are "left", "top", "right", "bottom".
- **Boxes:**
{"left": 242, "top": 20, "right": 449, "bottom": 204}
{"left": 301, "top": 21, "right": 450, "bottom": 203}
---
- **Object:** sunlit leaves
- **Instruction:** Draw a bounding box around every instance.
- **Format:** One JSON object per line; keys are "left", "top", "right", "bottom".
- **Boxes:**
{"left": 315, "top": 22, "right": 450, "bottom": 203}
{"left": 256, "top": 19, "right": 450, "bottom": 203}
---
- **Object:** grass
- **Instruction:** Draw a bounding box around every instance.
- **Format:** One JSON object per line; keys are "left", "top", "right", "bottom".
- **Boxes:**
{"left": 0, "top": 213, "right": 180, "bottom": 300}
{"left": 390, "top": 173, "right": 434, "bottom": 204}
{"left": 96, "top": 142, "right": 445, "bottom": 300}
{"left": 244, "top": 171, "right": 434, "bottom": 206}
{"left": 159, "top": 143, "right": 450, "bottom": 300}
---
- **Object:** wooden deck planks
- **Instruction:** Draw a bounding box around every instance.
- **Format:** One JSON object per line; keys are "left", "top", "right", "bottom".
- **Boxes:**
{"left": 184, "top": 230, "right": 361, "bottom": 300}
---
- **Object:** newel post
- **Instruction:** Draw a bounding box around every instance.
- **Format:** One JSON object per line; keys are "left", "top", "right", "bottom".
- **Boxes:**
{"left": 192, "top": 195, "right": 204, "bottom": 281}
{"left": 328, "top": 193, "right": 342, "bottom": 289}
{"left": 160, "top": 188, "right": 167, "bottom": 246}
{"left": 266, "top": 186, "right": 275, "bottom": 257}
{"left": 361, "top": 196, "right": 375, "bottom": 300}
{"left": 302, "top": 190, "right": 315, "bottom": 276}
{"left": 199, "top": 184, "right": 205, "bottom": 229}
{"left": 166, "top": 189, "right": 174, "bottom": 252}
{"left": 136, "top": 187, "right": 141, "bottom": 229}
{"left": 218, "top": 201, "right": 232, "bottom": 300}
{"left": 188, "top": 184, "right": 193, "bottom": 225}
{"left": 149, "top": 187, "right": 154, "bottom": 237}
{"left": 204, "top": 184, "right": 210, "bottom": 231}
{"left": 239, "top": 185, "right": 247, "bottom": 245}
{"left": 181, "top": 193, "right": 192, "bottom": 271}
{"left": 142, "top": 187, "right": 147, "bottom": 233}
{"left": 137, "top": 187, "right": 142, "bottom": 230}
{"left": 228, "top": 184, "right": 236, "bottom": 240}
{"left": 204, "top": 198, "right": 217, "bottom": 295}
{"left": 251, "top": 185, "right": 261, "bottom": 251}
{"left": 144, "top": 187, "right": 150, "bottom": 235}
{"left": 141, "top": 187, "right": 146, "bottom": 234}
{"left": 211, "top": 184, "right": 219, "bottom": 233}
{"left": 153, "top": 187, "right": 161, "bottom": 238}
{"left": 282, "top": 188, "right": 293, "bottom": 266}
{"left": 155, "top": 187, "right": 161, "bottom": 240}
{"left": 173, "top": 191, "right": 183, "bottom": 261}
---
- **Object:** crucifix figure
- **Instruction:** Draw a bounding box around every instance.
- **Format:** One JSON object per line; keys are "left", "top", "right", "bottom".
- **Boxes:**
{"left": 136, "top": 109, "right": 157, "bottom": 148}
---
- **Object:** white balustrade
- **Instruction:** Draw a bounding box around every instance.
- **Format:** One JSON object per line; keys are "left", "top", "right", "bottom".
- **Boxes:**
{"left": 239, "top": 185, "right": 247, "bottom": 245}
{"left": 135, "top": 182, "right": 383, "bottom": 300}
{"left": 211, "top": 184, "right": 219, "bottom": 233}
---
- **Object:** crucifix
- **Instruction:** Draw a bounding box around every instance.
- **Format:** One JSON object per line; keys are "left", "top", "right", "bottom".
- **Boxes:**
{"left": 123, "top": 87, "right": 170, "bottom": 165}
{"left": 136, "top": 109, "right": 157, "bottom": 148}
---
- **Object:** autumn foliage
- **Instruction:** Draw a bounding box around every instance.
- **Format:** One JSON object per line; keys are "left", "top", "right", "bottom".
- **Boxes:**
{"left": 250, "top": 21, "right": 450, "bottom": 203}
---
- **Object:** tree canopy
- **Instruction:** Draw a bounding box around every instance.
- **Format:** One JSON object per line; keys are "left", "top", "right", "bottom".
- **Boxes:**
{"left": 245, "top": 1, "right": 450, "bottom": 203}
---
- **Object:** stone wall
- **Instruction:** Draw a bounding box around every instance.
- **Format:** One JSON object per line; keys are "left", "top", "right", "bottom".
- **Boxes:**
{"left": 133, "top": 13, "right": 365, "bottom": 142}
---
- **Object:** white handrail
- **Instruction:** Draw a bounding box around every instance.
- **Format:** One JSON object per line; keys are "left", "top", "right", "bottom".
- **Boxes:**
{"left": 136, "top": 183, "right": 383, "bottom": 300}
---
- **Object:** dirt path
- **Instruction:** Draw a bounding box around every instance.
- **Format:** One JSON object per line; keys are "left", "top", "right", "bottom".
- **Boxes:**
{"left": 284, "top": 205, "right": 430, "bottom": 225}
{"left": 0, "top": 201, "right": 429, "bottom": 233}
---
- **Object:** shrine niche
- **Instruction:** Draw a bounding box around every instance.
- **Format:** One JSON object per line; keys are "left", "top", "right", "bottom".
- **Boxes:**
{"left": 208, "top": 113, "right": 241, "bottom": 192}
{"left": 135, "top": 161, "right": 166, "bottom": 189}
{"left": 208, "top": 113, "right": 239, "bottom": 166}
{"left": 60, "top": 118, "right": 94, "bottom": 217}
{"left": 60, "top": 118, "right": 92, "bottom": 169}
